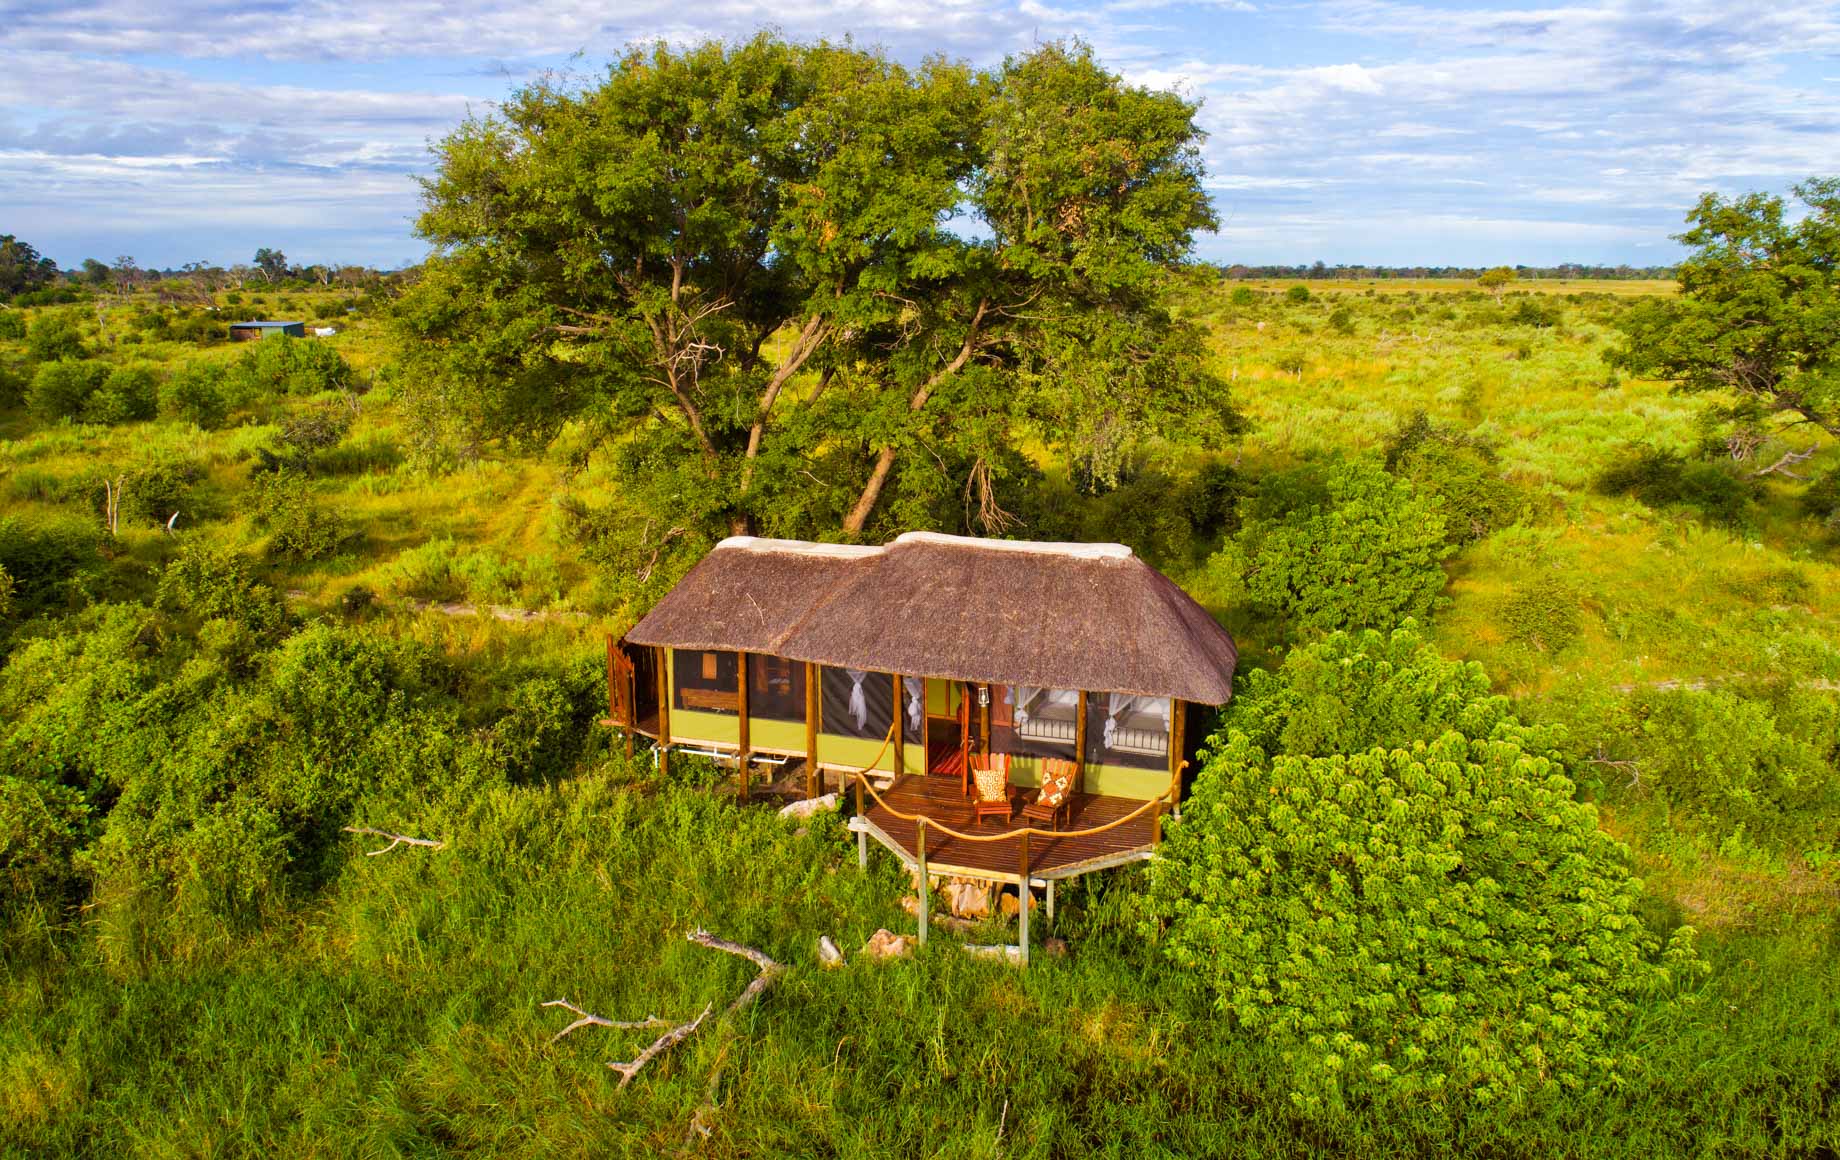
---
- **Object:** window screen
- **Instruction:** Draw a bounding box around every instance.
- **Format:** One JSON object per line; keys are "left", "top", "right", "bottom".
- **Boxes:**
{"left": 991, "top": 684, "right": 1079, "bottom": 761}
{"left": 1083, "top": 693, "right": 1171, "bottom": 770}
{"left": 673, "top": 649, "right": 738, "bottom": 715}
{"left": 820, "top": 667, "right": 893, "bottom": 739}
{"left": 746, "top": 655, "right": 806, "bottom": 722}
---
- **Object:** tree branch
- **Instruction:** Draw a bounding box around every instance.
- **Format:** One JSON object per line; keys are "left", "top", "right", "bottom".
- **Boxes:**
{"left": 342, "top": 826, "right": 444, "bottom": 856}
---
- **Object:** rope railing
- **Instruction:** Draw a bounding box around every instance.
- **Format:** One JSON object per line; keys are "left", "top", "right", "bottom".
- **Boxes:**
{"left": 838, "top": 724, "right": 1171, "bottom": 846}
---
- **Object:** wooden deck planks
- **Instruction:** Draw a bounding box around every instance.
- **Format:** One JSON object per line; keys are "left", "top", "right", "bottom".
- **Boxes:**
{"left": 863, "top": 774, "right": 1158, "bottom": 879}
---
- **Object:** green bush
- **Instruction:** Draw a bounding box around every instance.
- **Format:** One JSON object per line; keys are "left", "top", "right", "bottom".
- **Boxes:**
{"left": 1327, "top": 305, "right": 1355, "bottom": 334}
{"left": 227, "top": 335, "right": 355, "bottom": 398}
{"left": 1285, "top": 284, "right": 1311, "bottom": 303}
{"left": 1596, "top": 444, "right": 1755, "bottom": 528}
{"left": 0, "top": 515, "right": 97, "bottom": 611}
{"left": 1228, "top": 285, "right": 1257, "bottom": 307}
{"left": 0, "top": 563, "right": 13, "bottom": 621}
{"left": 84, "top": 365, "right": 159, "bottom": 425}
{"left": 0, "top": 310, "right": 24, "bottom": 340}
{"left": 0, "top": 362, "right": 23, "bottom": 408}
{"left": 250, "top": 470, "right": 347, "bottom": 561}
{"left": 1631, "top": 687, "right": 1840, "bottom": 853}
{"left": 1801, "top": 467, "right": 1840, "bottom": 531}
{"left": 1219, "top": 459, "right": 1451, "bottom": 633}
{"left": 159, "top": 363, "right": 230, "bottom": 429}
{"left": 1144, "top": 627, "right": 1701, "bottom": 1107}
{"left": 155, "top": 545, "right": 288, "bottom": 643}
{"left": 26, "top": 359, "right": 106, "bottom": 421}
{"left": 25, "top": 314, "right": 86, "bottom": 363}
{"left": 1500, "top": 576, "right": 1583, "bottom": 652}
{"left": 114, "top": 455, "right": 205, "bottom": 527}
{"left": 1383, "top": 413, "right": 1525, "bottom": 544}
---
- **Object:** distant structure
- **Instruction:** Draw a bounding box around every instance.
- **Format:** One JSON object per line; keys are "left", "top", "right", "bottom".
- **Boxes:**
{"left": 228, "top": 320, "right": 306, "bottom": 341}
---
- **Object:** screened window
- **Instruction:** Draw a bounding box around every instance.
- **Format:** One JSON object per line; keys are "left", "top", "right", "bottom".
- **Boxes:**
{"left": 821, "top": 667, "right": 893, "bottom": 739}
{"left": 991, "top": 685, "right": 1079, "bottom": 761}
{"left": 746, "top": 655, "right": 806, "bottom": 722}
{"left": 673, "top": 649, "right": 738, "bottom": 715}
{"left": 1084, "top": 693, "right": 1171, "bottom": 770}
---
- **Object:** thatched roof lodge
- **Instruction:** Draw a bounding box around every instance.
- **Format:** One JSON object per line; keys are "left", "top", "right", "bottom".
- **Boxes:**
{"left": 607, "top": 532, "right": 1238, "bottom": 920}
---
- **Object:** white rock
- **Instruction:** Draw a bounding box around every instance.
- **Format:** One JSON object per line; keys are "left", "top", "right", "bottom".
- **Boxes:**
{"left": 778, "top": 793, "right": 839, "bottom": 820}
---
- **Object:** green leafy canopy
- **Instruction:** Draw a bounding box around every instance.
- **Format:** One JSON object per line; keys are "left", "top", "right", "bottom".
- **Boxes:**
{"left": 1144, "top": 627, "right": 1703, "bottom": 1109}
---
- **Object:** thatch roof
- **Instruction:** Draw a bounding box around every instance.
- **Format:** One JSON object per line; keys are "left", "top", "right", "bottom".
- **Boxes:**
{"left": 626, "top": 532, "right": 1237, "bottom": 704}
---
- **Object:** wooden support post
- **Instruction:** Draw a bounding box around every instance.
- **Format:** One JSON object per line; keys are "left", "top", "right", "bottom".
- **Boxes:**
{"left": 916, "top": 819, "right": 928, "bottom": 947}
{"left": 1017, "top": 831, "right": 1031, "bottom": 967}
{"left": 1168, "top": 699, "right": 1187, "bottom": 820}
{"left": 892, "top": 673, "right": 905, "bottom": 779}
{"left": 736, "top": 652, "right": 751, "bottom": 803}
{"left": 656, "top": 648, "right": 672, "bottom": 779}
{"left": 1046, "top": 879, "right": 1055, "bottom": 925}
{"left": 980, "top": 690, "right": 991, "bottom": 762}
{"left": 1074, "top": 690, "right": 1088, "bottom": 795}
{"left": 623, "top": 646, "right": 636, "bottom": 763}
{"left": 854, "top": 775, "right": 867, "bottom": 870}
{"left": 804, "top": 663, "right": 820, "bottom": 799}
{"left": 606, "top": 635, "right": 617, "bottom": 722}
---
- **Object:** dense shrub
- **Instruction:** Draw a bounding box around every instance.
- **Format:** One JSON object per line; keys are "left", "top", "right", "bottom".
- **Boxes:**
{"left": 0, "top": 310, "right": 24, "bottom": 339}
{"left": 1802, "top": 467, "right": 1840, "bottom": 531}
{"left": 1285, "top": 284, "right": 1311, "bottom": 303}
{"left": 25, "top": 314, "right": 86, "bottom": 363}
{"left": 1500, "top": 576, "right": 1583, "bottom": 652}
{"left": 0, "top": 515, "right": 97, "bottom": 611}
{"left": 154, "top": 545, "right": 289, "bottom": 643}
{"left": 1630, "top": 687, "right": 1840, "bottom": 854}
{"left": 113, "top": 456, "right": 205, "bottom": 528}
{"left": 251, "top": 470, "right": 348, "bottom": 561}
{"left": 84, "top": 365, "right": 159, "bottom": 424}
{"left": 26, "top": 359, "right": 106, "bottom": 421}
{"left": 1219, "top": 459, "right": 1450, "bottom": 633}
{"left": 1383, "top": 412, "right": 1526, "bottom": 544}
{"left": 1145, "top": 627, "right": 1701, "bottom": 1107}
{"left": 1228, "top": 285, "right": 1256, "bottom": 307}
{"left": 1596, "top": 444, "right": 1755, "bottom": 528}
{"left": 227, "top": 335, "right": 355, "bottom": 397}
{"left": 0, "top": 362, "right": 22, "bottom": 408}
{"left": 254, "top": 404, "right": 355, "bottom": 473}
{"left": 159, "top": 363, "right": 230, "bottom": 429}
{"left": 0, "top": 563, "right": 13, "bottom": 622}
{"left": 0, "top": 774, "right": 91, "bottom": 916}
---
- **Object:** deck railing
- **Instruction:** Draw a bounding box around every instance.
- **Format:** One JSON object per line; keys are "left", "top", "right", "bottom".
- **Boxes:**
{"left": 841, "top": 724, "right": 1179, "bottom": 963}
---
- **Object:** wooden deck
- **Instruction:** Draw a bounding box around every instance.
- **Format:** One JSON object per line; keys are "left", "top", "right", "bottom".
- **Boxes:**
{"left": 856, "top": 774, "right": 1161, "bottom": 883}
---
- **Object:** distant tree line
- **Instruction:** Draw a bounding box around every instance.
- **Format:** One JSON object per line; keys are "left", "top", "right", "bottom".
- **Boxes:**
{"left": 1206, "top": 260, "right": 1677, "bottom": 281}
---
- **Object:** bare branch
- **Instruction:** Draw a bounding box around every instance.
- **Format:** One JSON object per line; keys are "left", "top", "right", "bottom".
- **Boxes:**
{"left": 342, "top": 826, "right": 445, "bottom": 856}
{"left": 1752, "top": 444, "right": 1821, "bottom": 479}
{"left": 541, "top": 999, "right": 677, "bottom": 1043}
{"left": 607, "top": 1005, "right": 715, "bottom": 1088}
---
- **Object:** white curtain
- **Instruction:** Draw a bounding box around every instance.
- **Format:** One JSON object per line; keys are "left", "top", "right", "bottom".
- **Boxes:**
{"left": 846, "top": 669, "right": 868, "bottom": 732}
{"left": 904, "top": 676, "right": 924, "bottom": 734}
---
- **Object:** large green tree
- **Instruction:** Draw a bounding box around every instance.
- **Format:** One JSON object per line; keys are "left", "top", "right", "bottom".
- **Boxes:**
{"left": 0, "top": 235, "right": 58, "bottom": 297}
{"left": 397, "top": 35, "right": 1228, "bottom": 562}
{"left": 1613, "top": 179, "right": 1840, "bottom": 446}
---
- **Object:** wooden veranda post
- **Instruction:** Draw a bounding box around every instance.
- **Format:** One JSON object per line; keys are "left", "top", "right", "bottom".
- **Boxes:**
{"left": 1074, "top": 690, "right": 1088, "bottom": 793}
{"left": 892, "top": 674, "right": 905, "bottom": 779}
{"left": 1167, "top": 700, "right": 1186, "bottom": 818}
{"left": 855, "top": 773, "right": 868, "bottom": 869}
{"left": 656, "top": 649, "right": 671, "bottom": 779}
{"left": 916, "top": 819, "right": 928, "bottom": 947}
{"left": 804, "top": 662, "right": 820, "bottom": 799}
{"left": 1017, "top": 831, "right": 1031, "bottom": 966}
{"left": 737, "top": 652, "right": 751, "bottom": 803}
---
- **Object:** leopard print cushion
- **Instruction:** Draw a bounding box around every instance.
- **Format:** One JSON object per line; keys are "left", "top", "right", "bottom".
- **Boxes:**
{"left": 973, "top": 765, "right": 1009, "bottom": 803}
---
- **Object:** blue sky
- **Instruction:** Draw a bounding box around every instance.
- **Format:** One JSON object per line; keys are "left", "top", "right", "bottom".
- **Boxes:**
{"left": 4, "top": 0, "right": 1838, "bottom": 270}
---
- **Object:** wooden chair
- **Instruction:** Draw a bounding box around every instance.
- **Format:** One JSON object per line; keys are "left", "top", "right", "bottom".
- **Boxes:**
{"left": 1020, "top": 758, "right": 1076, "bottom": 831}
{"left": 970, "top": 753, "right": 1014, "bottom": 827}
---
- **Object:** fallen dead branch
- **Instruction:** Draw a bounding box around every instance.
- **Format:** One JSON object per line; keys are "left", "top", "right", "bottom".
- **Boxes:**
{"left": 543, "top": 928, "right": 785, "bottom": 1104}
{"left": 342, "top": 826, "right": 445, "bottom": 856}
{"left": 1752, "top": 444, "right": 1820, "bottom": 479}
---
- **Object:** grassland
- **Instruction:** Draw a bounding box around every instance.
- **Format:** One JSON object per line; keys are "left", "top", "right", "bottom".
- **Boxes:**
{"left": 1, "top": 278, "right": 1836, "bottom": 1156}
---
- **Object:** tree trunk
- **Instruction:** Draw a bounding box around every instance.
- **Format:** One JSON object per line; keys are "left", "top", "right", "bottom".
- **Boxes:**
{"left": 841, "top": 300, "right": 988, "bottom": 536}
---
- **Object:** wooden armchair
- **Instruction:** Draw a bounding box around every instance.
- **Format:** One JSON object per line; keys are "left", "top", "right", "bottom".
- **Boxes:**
{"left": 970, "top": 754, "right": 1014, "bottom": 827}
{"left": 1020, "top": 758, "right": 1076, "bottom": 831}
